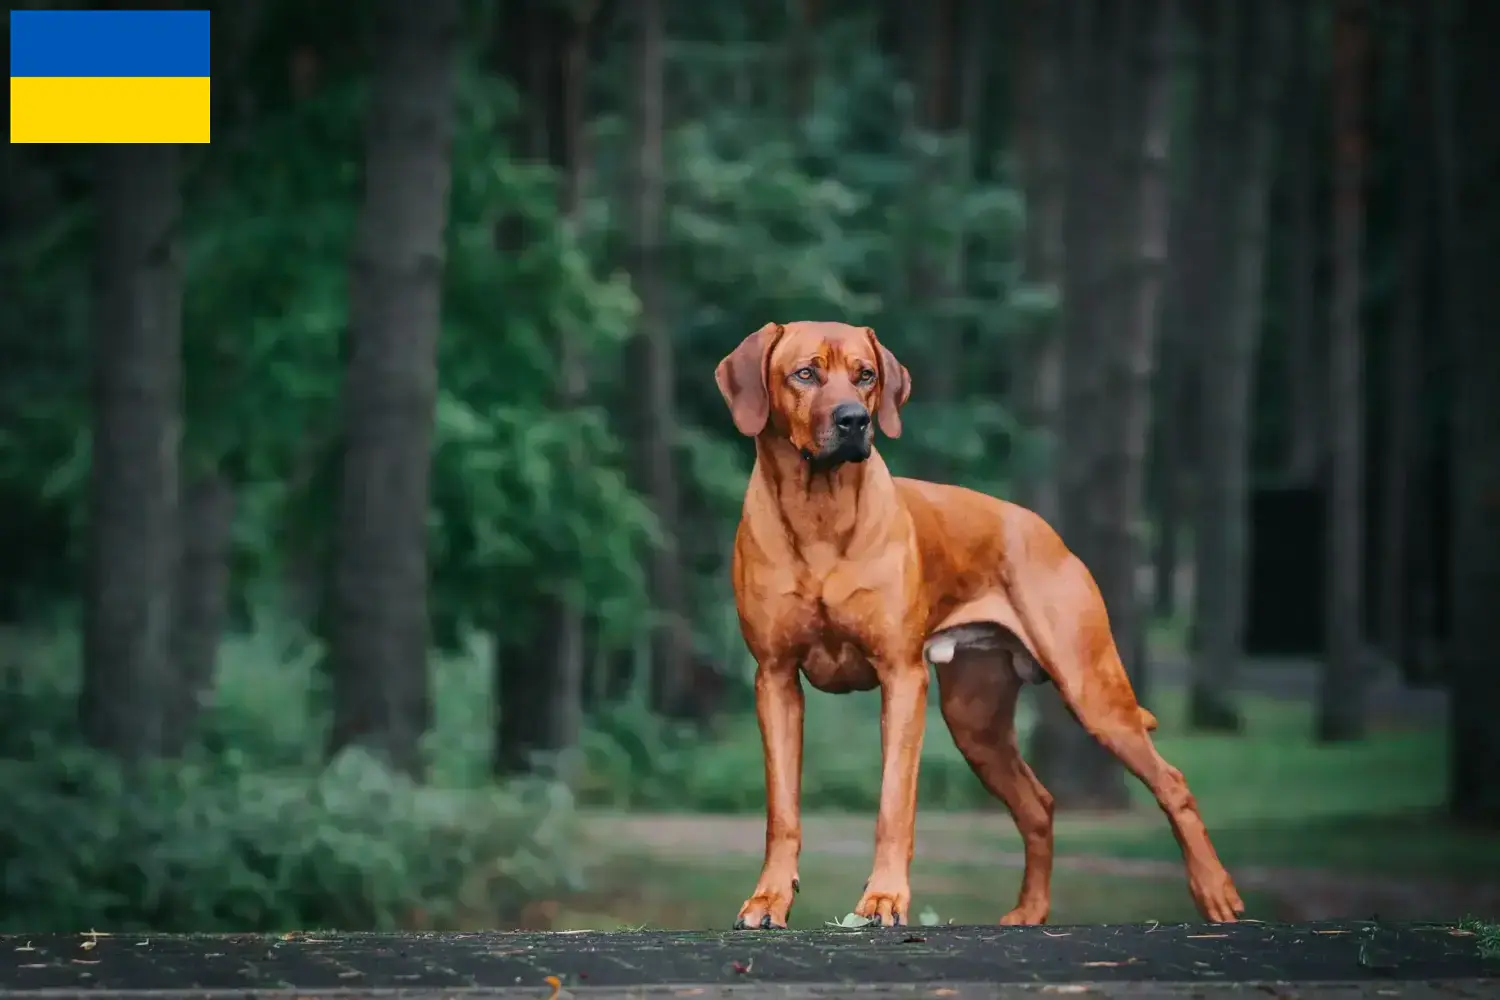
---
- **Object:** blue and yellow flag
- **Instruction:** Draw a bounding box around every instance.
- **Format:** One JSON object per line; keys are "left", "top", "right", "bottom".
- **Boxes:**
{"left": 10, "top": 9, "right": 211, "bottom": 144}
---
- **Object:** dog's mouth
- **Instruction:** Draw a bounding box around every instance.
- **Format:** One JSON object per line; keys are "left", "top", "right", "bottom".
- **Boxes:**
{"left": 801, "top": 432, "right": 872, "bottom": 469}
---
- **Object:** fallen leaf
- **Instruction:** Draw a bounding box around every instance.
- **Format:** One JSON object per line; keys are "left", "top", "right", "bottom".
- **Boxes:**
{"left": 731, "top": 959, "right": 753, "bottom": 974}
{"left": 545, "top": 974, "right": 562, "bottom": 1000}
{"left": 1041, "top": 930, "right": 1072, "bottom": 937}
{"left": 1040, "top": 986, "right": 1091, "bottom": 994}
{"left": 1448, "top": 930, "right": 1475, "bottom": 937}
{"left": 1081, "top": 959, "right": 1138, "bottom": 968}
{"left": 15, "top": 943, "right": 35, "bottom": 952}
{"left": 1313, "top": 930, "right": 1350, "bottom": 935}
{"left": 1186, "top": 934, "right": 1229, "bottom": 939}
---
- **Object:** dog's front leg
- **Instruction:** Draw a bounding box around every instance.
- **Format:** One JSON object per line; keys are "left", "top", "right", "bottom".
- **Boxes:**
{"left": 735, "top": 661, "right": 804, "bottom": 930}
{"left": 855, "top": 660, "right": 929, "bottom": 926}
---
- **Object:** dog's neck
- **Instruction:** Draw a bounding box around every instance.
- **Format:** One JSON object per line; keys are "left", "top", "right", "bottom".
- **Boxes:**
{"left": 749, "top": 434, "right": 897, "bottom": 556}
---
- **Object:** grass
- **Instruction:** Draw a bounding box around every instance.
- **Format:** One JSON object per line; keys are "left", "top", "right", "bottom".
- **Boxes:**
{"left": 555, "top": 852, "right": 1281, "bottom": 931}
{"left": 560, "top": 680, "right": 1498, "bottom": 929}
{"left": 1021, "top": 686, "right": 1495, "bottom": 882}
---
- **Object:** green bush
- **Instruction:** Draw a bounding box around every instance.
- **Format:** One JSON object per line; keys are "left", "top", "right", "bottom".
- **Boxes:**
{"left": 0, "top": 630, "right": 579, "bottom": 933}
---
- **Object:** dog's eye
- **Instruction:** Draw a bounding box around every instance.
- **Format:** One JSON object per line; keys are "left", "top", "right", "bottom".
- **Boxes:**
{"left": 792, "top": 367, "right": 817, "bottom": 383}
{"left": 856, "top": 368, "right": 877, "bottom": 385}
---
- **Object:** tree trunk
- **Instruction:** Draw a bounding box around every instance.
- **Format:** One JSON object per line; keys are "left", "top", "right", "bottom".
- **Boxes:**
{"left": 1103, "top": 0, "right": 1177, "bottom": 714}
{"left": 905, "top": 0, "right": 964, "bottom": 478}
{"left": 327, "top": 0, "right": 459, "bottom": 777}
{"left": 158, "top": 0, "right": 264, "bottom": 756}
{"left": 1189, "top": 0, "right": 1290, "bottom": 732}
{"left": 1010, "top": 0, "right": 1066, "bottom": 528}
{"left": 532, "top": 0, "right": 593, "bottom": 774}
{"left": 626, "top": 0, "right": 694, "bottom": 720}
{"left": 163, "top": 472, "right": 236, "bottom": 755}
{"left": 1317, "top": 0, "right": 1370, "bottom": 744}
{"left": 1437, "top": 0, "right": 1500, "bottom": 826}
{"left": 1283, "top": 5, "right": 1325, "bottom": 486}
{"left": 1152, "top": 0, "right": 1223, "bottom": 625}
{"left": 1033, "top": 0, "right": 1175, "bottom": 811}
{"left": 78, "top": 145, "right": 183, "bottom": 762}
{"left": 493, "top": 0, "right": 592, "bottom": 780}
{"left": 1377, "top": 6, "right": 1430, "bottom": 667}
{"left": 1030, "top": 0, "right": 1112, "bottom": 811}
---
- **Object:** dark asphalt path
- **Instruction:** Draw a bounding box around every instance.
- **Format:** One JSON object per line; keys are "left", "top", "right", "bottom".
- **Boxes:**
{"left": 0, "top": 921, "right": 1493, "bottom": 998}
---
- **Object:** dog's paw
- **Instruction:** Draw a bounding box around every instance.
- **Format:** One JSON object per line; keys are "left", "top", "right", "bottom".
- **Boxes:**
{"left": 1188, "top": 865, "right": 1245, "bottom": 924}
{"left": 733, "top": 876, "right": 798, "bottom": 930}
{"left": 998, "top": 902, "right": 1050, "bottom": 926}
{"left": 853, "top": 877, "right": 910, "bottom": 927}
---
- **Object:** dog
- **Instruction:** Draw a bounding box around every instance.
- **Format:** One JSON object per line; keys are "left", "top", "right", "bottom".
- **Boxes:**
{"left": 716, "top": 321, "right": 1244, "bottom": 929}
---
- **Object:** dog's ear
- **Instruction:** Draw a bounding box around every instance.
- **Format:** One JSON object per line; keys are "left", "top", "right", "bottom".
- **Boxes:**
{"left": 715, "top": 322, "right": 783, "bottom": 437}
{"left": 868, "top": 328, "right": 912, "bottom": 438}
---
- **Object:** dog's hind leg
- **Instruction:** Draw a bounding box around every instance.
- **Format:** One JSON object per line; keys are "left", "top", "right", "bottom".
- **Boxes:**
{"left": 935, "top": 654, "right": 1055, "bottom": 925}
{"left": 1005, "top": 554, "right": 1246, "bottom": 924}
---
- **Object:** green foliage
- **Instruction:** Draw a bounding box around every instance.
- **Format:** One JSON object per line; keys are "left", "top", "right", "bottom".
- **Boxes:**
{"left": 0, "top": 3, "right": 1043, "bottom": 932}
{"left": 1, "top": 1, "right": 1037, "bottom": 647}
{"left": 0, "top": 631, "right": 578, "bottom": 933}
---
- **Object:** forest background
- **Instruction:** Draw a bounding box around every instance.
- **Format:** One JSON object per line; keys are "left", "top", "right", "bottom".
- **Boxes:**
{"left": 1, "top": 0, "right": 1497, "bottom": 932}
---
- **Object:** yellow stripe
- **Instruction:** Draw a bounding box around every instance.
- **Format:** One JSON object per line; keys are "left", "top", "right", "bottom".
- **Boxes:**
{"left": 10, "top": 76, "right": 211, "bottom": 144}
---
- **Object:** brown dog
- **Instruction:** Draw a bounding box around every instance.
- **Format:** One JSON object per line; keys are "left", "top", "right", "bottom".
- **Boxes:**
{"left": 716, "top": 321, "right": 1244, "bottom": 929}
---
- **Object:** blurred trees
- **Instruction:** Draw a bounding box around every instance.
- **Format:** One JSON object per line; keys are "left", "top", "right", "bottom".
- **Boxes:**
{"left": 78, "top": 145, "right": 183, "bottom": 761}
{"left": 491, "top": 0, "right": 595, "bottom": 779}
{"left": 1027, "top": 0, "right": 1178, "bottom": 810}
{"left": 1440, "top": 0, "right": 1500, "bottom": 824}
{"left": 625, "top": 0, "right": 694, "bottom": 719}
{"left": 1189, "top": 0, "right": 1291, "bottom": 733}
{"left": 1317, "top": 0, "right": 1371, "bottom": 743}
{"left": 326, "top": 0, "right": 461, "bottom": 777}
{"left": 0, "top": 0, "right": 1497, "bottom": 932}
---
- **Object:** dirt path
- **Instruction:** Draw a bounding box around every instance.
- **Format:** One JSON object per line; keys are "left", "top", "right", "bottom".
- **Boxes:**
{"left": 588, "top": 812, "right": 1500, "bottom": 922}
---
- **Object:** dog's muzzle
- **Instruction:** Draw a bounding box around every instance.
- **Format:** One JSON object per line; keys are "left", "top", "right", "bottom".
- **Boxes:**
{"left": 806, "top": 401, "right": 872, "bottom": 465}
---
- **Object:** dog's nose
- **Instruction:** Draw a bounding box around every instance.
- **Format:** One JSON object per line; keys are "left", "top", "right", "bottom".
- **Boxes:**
{"left": 832, "top": 402, "right": 871, "bottom": 435}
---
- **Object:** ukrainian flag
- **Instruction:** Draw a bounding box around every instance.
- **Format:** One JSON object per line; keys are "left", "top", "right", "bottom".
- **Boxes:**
{"left": 10, "top": 9, "right": 211, "bottom": 144}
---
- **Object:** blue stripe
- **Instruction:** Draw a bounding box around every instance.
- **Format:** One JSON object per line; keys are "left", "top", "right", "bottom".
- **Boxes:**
{"left": 10, "top": 10, "right": 211, "bottom": 79}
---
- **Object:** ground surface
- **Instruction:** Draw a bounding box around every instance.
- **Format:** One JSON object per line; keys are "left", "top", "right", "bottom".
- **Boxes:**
{"left": 561, "top": 655, "right": 1497, "bottom": 932}
{"left": 0, "top": 922, "right": 1495, "bottom": 999}
{"left": 572, "top": 811, "right": 1500, "bottom": 929}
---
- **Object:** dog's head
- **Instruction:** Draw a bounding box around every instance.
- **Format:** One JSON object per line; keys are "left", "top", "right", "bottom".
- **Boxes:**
{"left": 715, "top": 321, "right": 911, "bottom": 468}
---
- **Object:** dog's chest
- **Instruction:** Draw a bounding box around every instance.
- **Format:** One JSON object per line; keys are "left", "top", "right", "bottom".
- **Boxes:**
{"left": 796, "top": 599, "right": 879, "bottom": 693}
{"left": 781, "top": 560, "right": 891, "bottom": 693}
